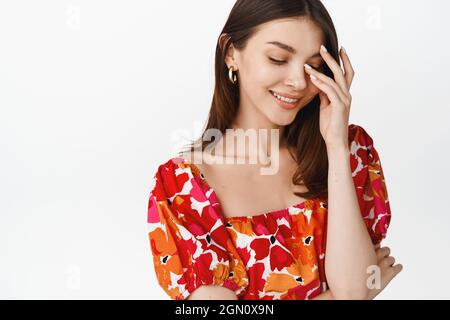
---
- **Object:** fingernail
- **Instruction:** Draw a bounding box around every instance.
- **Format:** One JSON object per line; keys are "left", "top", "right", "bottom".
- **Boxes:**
{"left": 310, "top": 74, "right": 317, "bottom": 81}
{"left": 304, "top": 63, "right": 312, "bottom": 70}
{"left": 341, "top": 46, "right": 346, "bottom": 54}
{"left": 320, "top": 44, "right": 327, "bottom": 53}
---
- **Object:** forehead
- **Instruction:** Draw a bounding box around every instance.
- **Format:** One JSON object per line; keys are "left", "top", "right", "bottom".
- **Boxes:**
{"left": 250, "top": 18, "right": 325, "bottom": 55}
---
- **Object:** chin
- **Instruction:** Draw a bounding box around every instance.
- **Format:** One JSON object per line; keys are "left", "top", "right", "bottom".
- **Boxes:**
{"left": 266, "top": 111, "right": 298, "bottom": 127}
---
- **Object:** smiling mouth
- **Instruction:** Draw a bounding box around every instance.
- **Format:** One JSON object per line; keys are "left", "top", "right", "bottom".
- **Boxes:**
{"left": 269, "top": 90, "right": 301, "bottom": 108}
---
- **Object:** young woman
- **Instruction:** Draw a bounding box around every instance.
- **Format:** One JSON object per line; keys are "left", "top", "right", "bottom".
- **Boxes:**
{"left": 147, "top": 0, "right": 402, "bottom": 300}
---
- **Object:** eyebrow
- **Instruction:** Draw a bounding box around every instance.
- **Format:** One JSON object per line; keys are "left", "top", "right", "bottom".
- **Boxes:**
{"left": 266, "top": 41, "right": 322, "bottom": 58}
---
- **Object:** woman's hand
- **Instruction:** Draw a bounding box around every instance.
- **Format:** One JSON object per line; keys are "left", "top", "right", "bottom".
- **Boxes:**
{"left": 303, "top": 45, "right": 354, "bottom": 149}
{"left": 314, "top": 244, "right": 403, "bottom": 300}
{"left": 367, "top": 243, "right": 404, "bottom": 299}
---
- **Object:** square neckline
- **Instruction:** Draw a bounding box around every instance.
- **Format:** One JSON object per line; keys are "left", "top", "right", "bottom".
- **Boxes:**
{"left": 176, "top": 156, "right": 317, "bottom": 221}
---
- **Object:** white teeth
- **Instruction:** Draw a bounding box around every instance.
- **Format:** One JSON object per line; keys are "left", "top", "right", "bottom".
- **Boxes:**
{"left": 271, "top": 91, "right": 299, "bottom": 104}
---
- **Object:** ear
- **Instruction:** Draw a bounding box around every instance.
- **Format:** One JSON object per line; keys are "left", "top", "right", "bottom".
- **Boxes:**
{"left": 219, "top": 33, "right": 237, "bottom": 69}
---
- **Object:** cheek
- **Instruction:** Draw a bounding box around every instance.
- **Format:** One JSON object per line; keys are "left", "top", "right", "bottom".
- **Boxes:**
{"left": 297, "top": 84, "right": 320, "bottom": 107}
{"left": 310, "top": 85, "right": 321, "bottom": 95}
{"left": 240, "top": 62, "right": 273, "bottom": 93}
{"left": 254, "top": 65, "right": 275, "bottom": 87}
{"left": 248, "top": 58, "right": 282, "bottom": 85}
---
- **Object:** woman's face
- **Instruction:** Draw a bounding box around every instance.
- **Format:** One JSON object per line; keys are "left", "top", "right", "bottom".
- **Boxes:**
{"left": 225, "top": 17, "right": 325, "bottom": 127}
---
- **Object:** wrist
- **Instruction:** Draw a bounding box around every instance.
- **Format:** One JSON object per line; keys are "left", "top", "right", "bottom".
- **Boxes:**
{"left": 326, "top": 143, "right": 350, "bottom": 157}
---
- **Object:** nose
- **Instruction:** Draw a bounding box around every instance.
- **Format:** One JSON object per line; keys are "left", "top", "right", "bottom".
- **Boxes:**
{"left": 285, "top": 67, "right": 308, "bottom": 91}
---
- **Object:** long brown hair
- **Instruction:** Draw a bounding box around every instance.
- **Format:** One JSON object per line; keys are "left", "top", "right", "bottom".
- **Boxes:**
{"left": 178, "top": 0, "right": 340, "bottom": 200}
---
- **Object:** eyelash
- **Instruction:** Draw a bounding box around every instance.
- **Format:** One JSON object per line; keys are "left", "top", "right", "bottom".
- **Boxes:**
{"left": 269, "top": 57, "right": 322, "bottom": 69}
{"left": 269, "top": 57, "right": 287, "bottom": 65}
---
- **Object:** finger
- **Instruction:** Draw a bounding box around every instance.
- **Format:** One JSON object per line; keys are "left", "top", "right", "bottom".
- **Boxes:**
{"left": 384, "top": 264, "right": 403, "bottom": 282}
{"left": 318, "top": 91, "right": 330, "bottom": 110}
{"left": 393, "top": 263, "right": 403, "bottom": 274}
{"left": 339, "top": 46, "right": 355, "bottom": 88}
{"left": 389, "top": 256, "right": 396, "bottom": 266}
{"left": 376, "top": 247, "right": 390, "bottom": 260}
{"left": 374, "top": 243, "right": 381, "bottom": 250}
{"left": 304, "top": 64, "right": 349, "bottom": 104}
{"left": 381, "top": 246, "right": 391, "bottom": 257}
{"left": 309, "top": 74, "right": 343, "bottom": 108}
{"left": 380, "top": 256, "right": 395, "bottom": 267}
{"left": 319, "top": 44, "right": 349, "bottom": 95}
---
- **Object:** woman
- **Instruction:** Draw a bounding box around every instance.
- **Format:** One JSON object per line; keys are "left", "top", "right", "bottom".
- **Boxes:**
{"left": 147, "top": 0, "right": 402, "bottom": 300}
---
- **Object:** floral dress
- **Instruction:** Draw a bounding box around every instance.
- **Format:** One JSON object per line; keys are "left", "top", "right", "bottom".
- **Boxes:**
{"left": 147, "top": 124, "right": 391, "bottom": 300}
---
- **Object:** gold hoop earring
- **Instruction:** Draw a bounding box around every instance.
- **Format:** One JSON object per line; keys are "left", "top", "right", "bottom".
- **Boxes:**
{"left": 228, "top": 66, "right": 237, "bottom": 84}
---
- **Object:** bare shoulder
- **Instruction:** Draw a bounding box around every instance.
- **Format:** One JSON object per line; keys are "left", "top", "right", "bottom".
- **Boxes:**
{"left": 187, "top": 285, "right": 238, "bottom": 300}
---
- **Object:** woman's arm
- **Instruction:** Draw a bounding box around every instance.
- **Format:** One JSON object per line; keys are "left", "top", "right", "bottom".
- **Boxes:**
{"left": 310, "top": 289, "right": 335, "bottom": 300}
{"left": 311, "top": 244, "right": 404, "bottom": 300}
{"left": 324, "top": 145, "right": 378, "bottom": 300}
{"left": 311, "top": 288, "right": 379, "bottom": 300}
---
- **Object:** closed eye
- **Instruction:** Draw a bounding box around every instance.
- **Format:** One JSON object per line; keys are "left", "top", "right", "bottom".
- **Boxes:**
{"left": 269, "top": 57, "right": 323, "bottom": 69}
{"left": 269, "top": 57, "right": 286, "bottom": 65}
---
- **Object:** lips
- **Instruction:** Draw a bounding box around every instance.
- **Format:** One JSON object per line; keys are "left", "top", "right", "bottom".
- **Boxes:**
{"left": 269, "top": 90, "right": 302, "bottom": 100}
{"left": 270, "top": 90, "right": 300, "bottom": 110}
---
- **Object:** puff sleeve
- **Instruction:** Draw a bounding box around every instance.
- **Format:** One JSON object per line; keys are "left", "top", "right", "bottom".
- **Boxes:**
{"left": 349, "top": 124, "right": 392, "bottom": 245}
{"left": 147, "top": 158, "right": 249, "bottom": 300}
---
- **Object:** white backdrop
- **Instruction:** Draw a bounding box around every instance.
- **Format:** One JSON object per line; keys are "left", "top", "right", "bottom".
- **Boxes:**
{"left": 1, "top": 0, "right": 449, "bottom": 299}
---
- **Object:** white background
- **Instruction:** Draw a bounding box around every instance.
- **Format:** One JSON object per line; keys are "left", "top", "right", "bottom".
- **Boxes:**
{"left": 1, "top": 0, "right": 449, "bottom": 299}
